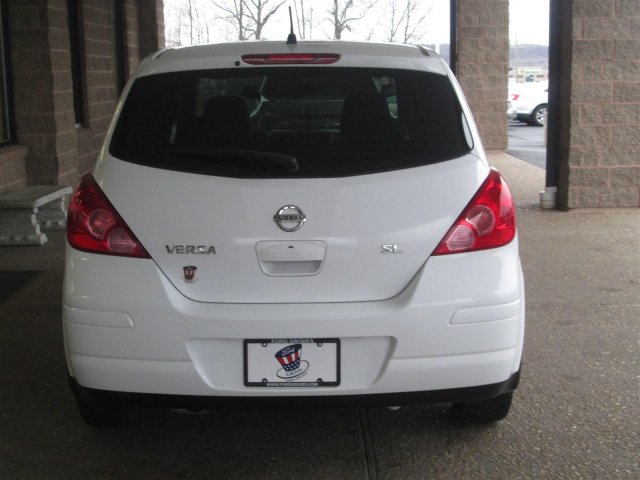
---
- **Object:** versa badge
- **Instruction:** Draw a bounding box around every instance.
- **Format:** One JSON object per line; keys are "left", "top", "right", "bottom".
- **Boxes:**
{"left": 166, "top": 245, "right": 216, "bottom": 254}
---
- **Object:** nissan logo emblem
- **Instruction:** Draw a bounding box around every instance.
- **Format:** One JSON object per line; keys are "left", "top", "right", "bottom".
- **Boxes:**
{"left": 274, "top": 205, "right": 306, "bottom": 232}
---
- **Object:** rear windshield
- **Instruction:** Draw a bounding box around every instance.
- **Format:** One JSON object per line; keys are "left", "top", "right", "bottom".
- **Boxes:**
{"left": 110, "top": 67, "right": 471, "bottom": 178}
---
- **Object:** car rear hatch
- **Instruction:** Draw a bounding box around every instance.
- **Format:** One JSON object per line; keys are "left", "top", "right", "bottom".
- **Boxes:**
{"left": 100, "top": 156, "right": 486, "bottom": 304}
{"left": 102, "top": 50, "right": 485, "bottom": 303}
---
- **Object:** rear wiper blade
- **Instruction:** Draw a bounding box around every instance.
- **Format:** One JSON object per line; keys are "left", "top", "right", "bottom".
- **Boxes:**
{"left": 168, "top": 147, "right": 298, "bottom": 173}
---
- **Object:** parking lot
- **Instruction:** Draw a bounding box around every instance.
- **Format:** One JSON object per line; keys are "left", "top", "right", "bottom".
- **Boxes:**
{"left": 1, "top": 154, "right": 638, "bottom": 479}
{"left": 507, "top": 121, "right": 546, "bottom": 169}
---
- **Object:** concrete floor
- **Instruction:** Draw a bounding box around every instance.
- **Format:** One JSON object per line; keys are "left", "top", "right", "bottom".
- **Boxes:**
{"left": 0, "top": 154, "right": 638, "bottom": 479}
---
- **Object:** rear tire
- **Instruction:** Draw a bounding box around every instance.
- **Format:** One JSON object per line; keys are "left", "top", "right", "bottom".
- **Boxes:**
{"left": 71, "top": 381, "right": 133, "bottom": 427}
{"left": 451, "top": 392, "right": 513, "bottom": 423}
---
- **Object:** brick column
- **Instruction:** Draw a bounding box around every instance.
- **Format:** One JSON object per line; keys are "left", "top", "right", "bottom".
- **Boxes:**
{"left": 138, "top": 0, "right": 165, "bottom": 56}
{"left": 0, "top": 146, "right": 29, "bottom": 194}
{"left": 455, "top": 0, "right": 509, "bottom": 150}
{"left": 8, "top": 0, "right": 78, "bottom": 186}
{"left": 566, "top": 0, "right": 640, "bottom": 208}
{"left": 123, "top": 0, "right": 164, "bottom": 76}
{"left": 122, "top": 0, "right": 140, "bottom": 75}
{"left": 75, "top": 0, "right": 120, "bottom": 176}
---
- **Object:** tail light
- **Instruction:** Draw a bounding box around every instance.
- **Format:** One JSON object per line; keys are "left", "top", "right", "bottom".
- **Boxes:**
{"left": 510, "top": 94, "right": 520, "bottom": 101}
{"left": 67, "top": 174, "right": 150, "bottom": 258}
{"left": 433, "top": 169, "right": 516, "bottom": 255}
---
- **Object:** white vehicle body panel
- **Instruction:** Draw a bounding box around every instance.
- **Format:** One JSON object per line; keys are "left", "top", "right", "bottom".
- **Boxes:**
{"left": 96, "top": 155, "right": 488, "bottom": 303}
{"left": 63, "top": 240, "right": 524, "bottom": 395}
{"left": 141, "top": 42, "right": 450, "bottom": 77}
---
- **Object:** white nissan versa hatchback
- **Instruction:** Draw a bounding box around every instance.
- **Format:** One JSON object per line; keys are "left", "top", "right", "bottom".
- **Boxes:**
{"left": 63, "top": 40, "right": 525, "bottom": 426}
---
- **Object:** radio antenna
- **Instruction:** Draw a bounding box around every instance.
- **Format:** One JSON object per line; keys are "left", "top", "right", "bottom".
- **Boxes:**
{"left": 286, "top": 6, "right": 297, "bottom": 45}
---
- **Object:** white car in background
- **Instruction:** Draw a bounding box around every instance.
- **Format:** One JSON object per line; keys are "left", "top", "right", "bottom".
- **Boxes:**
{"left": 509, "top": 82, "right": 548, "bottom": 126}
{"left": 63, "top": 40, "right": 525, "bottom": 426}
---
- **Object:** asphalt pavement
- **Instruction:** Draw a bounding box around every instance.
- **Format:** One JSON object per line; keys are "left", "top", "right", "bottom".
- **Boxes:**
{"left": 1, "top": 153, "right": 638, "bottom": 479}
{"left": 507, "top": 121, "right": 546, "bottom": 169}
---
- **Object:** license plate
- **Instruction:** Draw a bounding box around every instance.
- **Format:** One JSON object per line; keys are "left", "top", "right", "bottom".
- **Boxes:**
{"left": 244, "top": 338, "right": 340, "bottom": 387}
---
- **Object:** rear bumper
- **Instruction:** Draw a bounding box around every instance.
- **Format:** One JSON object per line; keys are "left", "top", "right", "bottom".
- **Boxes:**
{"left": 70, "top": 371, "right": 521, "bottom": 409}
{"left": 63, "top": 239, "right": 525, "bottom": 398}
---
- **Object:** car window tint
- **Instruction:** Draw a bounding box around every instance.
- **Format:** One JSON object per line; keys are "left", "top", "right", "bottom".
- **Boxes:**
{"left": 110, "top": 67, "right": 471, "bottom": 178}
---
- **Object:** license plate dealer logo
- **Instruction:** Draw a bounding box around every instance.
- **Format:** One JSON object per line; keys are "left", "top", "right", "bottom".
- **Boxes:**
{"left": 275, "top": 343, "right": 309, "bottom": 380}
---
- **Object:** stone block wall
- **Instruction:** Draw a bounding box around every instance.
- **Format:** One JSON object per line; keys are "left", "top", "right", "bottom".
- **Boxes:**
{"left": 122, "top": 0, "right": 164, "bottom": 73}
{"left": 0, "top": 0, "right": 165, "bottom": 193}
{"left": 137, "top": 0, "right": 164, "bottom": 57}
{"left": 0, "top": 145, "right": 28, "bottom": 194}
{"left": 7, "top": 0, "right": 76, "bottom": 187}
{"left": 567, "top": 0, "right": 640, "bottom": 208}
{"left": 455, "top": 0, "right": 509, "bottom": 150}
{"left": 76, "top": 0, "right": 120, "bottom": 177}
{"left": 123, "top": 0, "right": 140, "bottom": 77}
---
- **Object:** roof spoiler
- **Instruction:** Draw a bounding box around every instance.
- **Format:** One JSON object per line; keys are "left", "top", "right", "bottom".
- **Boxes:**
{"left": 152, "top": 47, "right": 174, "bottom": 60}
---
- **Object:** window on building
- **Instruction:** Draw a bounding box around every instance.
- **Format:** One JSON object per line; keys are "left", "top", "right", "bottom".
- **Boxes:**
{"left": 67, "top": 0, "right": 86, "bottom": 126}
{"left": 0, "top": 0, "right": 14, "bottom": 145}
{"left": 112, "top": 0, "right": 127, "bottom": 93}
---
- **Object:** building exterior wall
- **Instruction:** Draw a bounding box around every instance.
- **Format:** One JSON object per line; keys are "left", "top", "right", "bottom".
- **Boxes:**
{"left": 76, "top": 0, "right": 117, "bottom": 178}
{"left": 0, "top": 145, "right": 28, "bottom": 192}
{"left": 0, "top": 0, "right": 164, "bottom": 194}
{"left": 0, "top": 0, "right": 637, "bottom": 210}
{"left": 7, "top": 0, "right": 74, "bottom": 188}
{"left": 455, "top": 0, "right": 509, "bottom": 150}
{"left": 137, "top": 0, "right": 164, "bottom": 55}
{"left": 123, "top": 0, "right": 140, "bottom": 76}
{"left": 566, "top": 0, "right": 640, "bottom": 208}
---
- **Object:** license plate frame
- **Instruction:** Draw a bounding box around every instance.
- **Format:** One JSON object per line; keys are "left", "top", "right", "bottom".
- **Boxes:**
{"left": 244, "top": 338, "right": 341, "bottom": 388}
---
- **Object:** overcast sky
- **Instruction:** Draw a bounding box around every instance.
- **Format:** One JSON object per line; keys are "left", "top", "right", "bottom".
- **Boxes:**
{"left": 510, "top": 0, "right": 549, "bottom": 45}
{"left": 165, "top": 0, "right": 550, "bottom": 47}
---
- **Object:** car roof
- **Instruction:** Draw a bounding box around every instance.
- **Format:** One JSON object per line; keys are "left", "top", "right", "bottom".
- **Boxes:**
{"left": 137, "top": 41, "right": 448, "bottom": 77}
